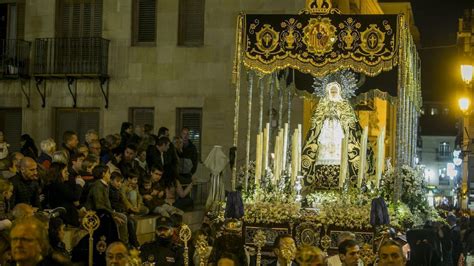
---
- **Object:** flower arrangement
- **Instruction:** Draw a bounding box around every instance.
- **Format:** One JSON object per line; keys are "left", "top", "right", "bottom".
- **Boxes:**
{"left": 387, "top": 202, "right": 415, "bottom": 230}
{"left": 382, "top": 164, "right": 442, "bottom": 228}
{"left": 304, "top": 190, "right": 373, "bottom": 230}
{"left": 243, "top": 186, "right": 301, "bottom": 224}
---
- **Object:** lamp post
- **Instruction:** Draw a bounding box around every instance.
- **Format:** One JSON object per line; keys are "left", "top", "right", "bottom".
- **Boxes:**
{"left": 459, "top": 64, "right": 473, "bottom": 209}
{"left": 461, "top": 65, "right": 473, "bottom": 85}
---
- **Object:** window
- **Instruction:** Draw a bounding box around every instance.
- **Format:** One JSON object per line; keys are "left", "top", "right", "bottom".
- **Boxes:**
{"left": 178, "top": 0, "right": 205, "bottom": 46}
{"left": 129, "top": 107, "right": 154, "bottom": 128}
{"left": 132, "top": 0, "right": 157, "bottom": 46}
{"left": 438, "top": 142, "right": 450, "bottom": 157}
{"left": 56, "top": 0, "right": 103, "bottom": 38}
{"left": 176, "top": 108, "right": 202, "bottom": 159}
{"left": 55, "top": 108, "right": 99, "bottom": 144}
{"left": 0, "top": 108, "right": 22, "bottom": 152}
{"left": 0, "top": 3, "right": 25, "bottom": 40}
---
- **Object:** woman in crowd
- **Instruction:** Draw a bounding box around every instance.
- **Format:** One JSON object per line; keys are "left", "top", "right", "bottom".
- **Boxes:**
{"left": 119, "top": 122, "right": 134, "bottom": 149}
{"left": 48, "top": 217, "right": 70, "bottom": 262}
{"left": 38, "top": 138, "right": 56, "bottom": 169}
{"left": 20, "top": 134, "right": 38, "bottom": 159}
{"left": 162, "top": 165, "right": 195, "bottom": 211}
{"left": 46, "top": 162, "right": 82, "bottom": 227}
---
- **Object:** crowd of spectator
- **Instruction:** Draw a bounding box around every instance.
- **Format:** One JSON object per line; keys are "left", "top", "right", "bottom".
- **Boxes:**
{"left": 0, "top": 124, "right": 199, "bottom": 265}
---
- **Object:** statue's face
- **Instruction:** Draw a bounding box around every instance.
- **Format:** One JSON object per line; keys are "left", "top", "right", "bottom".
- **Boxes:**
{"left": 326, "top": 82, "right": 342, "bottom": 101}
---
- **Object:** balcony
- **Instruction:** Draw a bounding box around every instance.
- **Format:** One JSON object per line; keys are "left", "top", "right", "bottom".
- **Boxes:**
{"left": 33, "top": 37, "right": 109, "bottom": 78}
{"left": 0, "top": 39, "right": 31, "bottom": 78}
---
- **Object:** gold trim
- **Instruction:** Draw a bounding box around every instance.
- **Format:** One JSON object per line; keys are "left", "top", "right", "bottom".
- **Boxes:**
{"left": 243, "top": 55, "right": 397, "bottom": 78}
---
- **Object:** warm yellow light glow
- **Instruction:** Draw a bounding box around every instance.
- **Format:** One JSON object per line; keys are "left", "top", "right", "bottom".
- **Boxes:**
{"left": 459, "top": 97, "right": 470, "bottom": 112}
{"left": 461, "top": 65, "right": 473, "bottom": 84}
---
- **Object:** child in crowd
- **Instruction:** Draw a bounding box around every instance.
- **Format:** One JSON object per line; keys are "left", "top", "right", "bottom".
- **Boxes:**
{"left": 141, "top": 177, "right": 184, "bottom": 218}
{"left": 108, "top": 171, "right": 141, "bottom": 248}
{"left": 109, "top": 172, "right": 128, "bottom": 213}
{"left": 134, "top": 148, "right": 148, "bottom": 173}
{"left": 0, "top": 179, "right": 13, "bottom": 231}
{"left": 122, "top": 171, "right": 148, "bottom": 216}
{"left": 140, "top": 178, "right": 163, "bottom": 213}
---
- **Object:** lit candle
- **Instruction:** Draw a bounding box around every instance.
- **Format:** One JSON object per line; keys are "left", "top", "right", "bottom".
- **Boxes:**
{"left": 263, "top": 123, "right": 270, "bottom": 171}
{"left": 282, "top": 123, "right": 288, "bottom": 171}
{"left": 273, "top": 130, "right": 281, "bottom": 185}
{"left": 358, "top": 126, "right": 368, "bottom": 188}
{"left": 255, "top": 132, "right": 262, "bottom": 186}
{"left": 291, "top": 129, "right": 298, "bottom": 187}
{"left": 297, "top": 124, "right": 302, "bottom": 173}
{"left": 339, "top": 132, "right": 348, "bottom": 188}
{"left": 376, "top": 127, "right": 386, "bottom": 188}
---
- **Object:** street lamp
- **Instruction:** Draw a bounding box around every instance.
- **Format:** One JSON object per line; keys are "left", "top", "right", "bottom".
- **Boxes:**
{"left": 459, "top": 64, "right": 473, "bottom": 210}
{"left": 461, "top": 64, "right": 473, "bottom": 85}
{"left": 459, "top": 97, "right": 470, "bottom": 113}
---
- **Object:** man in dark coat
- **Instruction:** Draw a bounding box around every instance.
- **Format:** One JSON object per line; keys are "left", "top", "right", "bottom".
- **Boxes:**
{"left": 11, "top": 157, "right": 41, "bottom": 208}
{"left": 180, "top": 128, "right": 198, "bottom": 176}
{"left": 140, "top": 216, "right": 185, "bottom": 265}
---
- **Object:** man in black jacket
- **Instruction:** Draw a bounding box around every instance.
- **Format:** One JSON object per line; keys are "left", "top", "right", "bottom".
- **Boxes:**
{"left": 180, "top": 127, "right": 198, "bottom": 177}
{"left": 140, "top": 216, "right": 185, "bottom": 265}
{"left": 11, "top": 157, "right": 41, "bottom": 208}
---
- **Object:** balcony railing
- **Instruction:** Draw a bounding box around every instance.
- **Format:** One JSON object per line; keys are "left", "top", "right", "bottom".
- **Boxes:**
{"left": 33, "top": 37, "right": 109, "bottom": 77}
{"left": 0, "top": 39, "right": 31, "bottom": 78}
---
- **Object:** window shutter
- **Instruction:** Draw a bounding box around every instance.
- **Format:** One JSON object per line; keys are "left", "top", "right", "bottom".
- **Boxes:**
{"left": 130, "top": 108, "right": 154, "bottom": 127}
{"left": 55, "top": 108, "right": 99, "bottom": 144}
{"left": 0, "top": 109, "right": 22, "bottom": 152}
{"left": 178, "top": 0, "right": 205, "bottom": 46}
{"left": 92, "top": 0, "right": 102, "bottom": 37}
{"left": 16, "top": 3, "right": 25, "bottom": 39}
{"left": 78, "top": 110, "right": 100, "bottom": 143}
{"left": 132, "top": 0, "right": 156, "bottom": 45}
{"left": 58, "top": 0, "right": 102, "bottom": 38}
{"left": 55, "top": 110, "right": 77, "bottom": 145}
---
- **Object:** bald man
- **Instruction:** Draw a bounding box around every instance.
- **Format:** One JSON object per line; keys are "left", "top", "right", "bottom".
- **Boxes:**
{"left": 11, "top": 157, "right": 41, "bottom": 207}
{"left": 106, "top": 242, "right": 129, "bottom": 266}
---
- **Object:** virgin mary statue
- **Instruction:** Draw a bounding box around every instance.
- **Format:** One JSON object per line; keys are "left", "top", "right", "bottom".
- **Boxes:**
{"left": 301, "top": 70, "right": 374, "bottom": 192}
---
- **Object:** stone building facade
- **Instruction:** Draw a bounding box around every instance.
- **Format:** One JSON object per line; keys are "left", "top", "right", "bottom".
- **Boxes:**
{"left": 0, "top": 0, "right": 410, "bottom": 165}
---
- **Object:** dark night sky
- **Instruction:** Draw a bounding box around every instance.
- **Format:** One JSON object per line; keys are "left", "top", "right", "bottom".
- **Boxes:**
{"left": 409, "top": 0, "right": 473, "bottom": 103}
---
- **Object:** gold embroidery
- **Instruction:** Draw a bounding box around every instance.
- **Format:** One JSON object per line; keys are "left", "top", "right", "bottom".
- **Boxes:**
{"left": 244, "top": 15, "right": 398, "bottom": 78}
{"left": 360, "top": 24, "right": 387, "bottom": 59}
{"left": 255, "top": 24, "right": 281, "bottom": 58}
{"left": 303, "top": 17, "right": 337, "bottom": 56}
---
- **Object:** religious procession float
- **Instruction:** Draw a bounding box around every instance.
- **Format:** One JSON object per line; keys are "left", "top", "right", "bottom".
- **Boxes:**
{"left": 205, "top": 0, "right": 443, "bottom": 264}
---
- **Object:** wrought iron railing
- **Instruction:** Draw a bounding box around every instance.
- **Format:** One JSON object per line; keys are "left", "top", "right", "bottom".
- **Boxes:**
{"left": 0, "top": 39, "right": 31, "bottom": 77}
{"left": 33, "top": 37, "right": 109, "bottom": 76}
